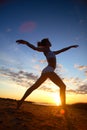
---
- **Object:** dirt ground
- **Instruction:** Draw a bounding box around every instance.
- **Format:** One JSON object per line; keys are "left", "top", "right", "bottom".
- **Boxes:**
{"left": 0, "top": 98, "right": 87, "bottom": 130}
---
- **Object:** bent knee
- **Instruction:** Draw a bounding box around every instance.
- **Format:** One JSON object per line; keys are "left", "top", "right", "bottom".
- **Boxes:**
{"left": 62, "top": 84, "right": 66, "bottom": 90}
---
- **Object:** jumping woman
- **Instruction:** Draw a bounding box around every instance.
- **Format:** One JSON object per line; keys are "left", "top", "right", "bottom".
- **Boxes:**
{"left": 16, "top": 38, "right": 78, "bottom": 109}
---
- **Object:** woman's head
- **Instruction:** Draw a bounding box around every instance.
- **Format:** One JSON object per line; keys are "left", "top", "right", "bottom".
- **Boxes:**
{"left": 37, "top": 38, "right": 51, "bottom": 48}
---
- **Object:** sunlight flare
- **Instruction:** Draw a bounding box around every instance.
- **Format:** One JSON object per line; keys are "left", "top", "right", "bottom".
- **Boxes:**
{"left": 53, "top": 92, "right": 61, "bottom": 106}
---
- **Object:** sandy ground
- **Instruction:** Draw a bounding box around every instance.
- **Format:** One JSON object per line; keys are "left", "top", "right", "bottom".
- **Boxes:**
{"left": 0, "top": 98, "right": 87, "bottom": 130}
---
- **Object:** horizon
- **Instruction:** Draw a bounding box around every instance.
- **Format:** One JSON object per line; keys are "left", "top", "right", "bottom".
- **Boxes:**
{"left": 0, "top": 97, "right": 87, "bottom": 107}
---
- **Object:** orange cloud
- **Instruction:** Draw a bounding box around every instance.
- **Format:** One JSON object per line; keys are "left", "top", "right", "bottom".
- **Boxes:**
{"left": 74, "top": 64, "right": 87, "bottom": 70}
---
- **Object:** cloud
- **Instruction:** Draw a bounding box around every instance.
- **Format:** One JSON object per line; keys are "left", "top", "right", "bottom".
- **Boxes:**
{"left": 55, "top": 63, "right": 67, "bottom": 75}
{"left": 39, "top": 59, "right": 46, "bottom": 64}
{"left": 74, "top": 64, "right": 87, "bottom": 77}
{"left": 19, "top": 21, "right": 36, "bottom": 33}
{"left": 0, "top": 66, "right": 87, "bottom": 94}
{"left": 0, "top": 67, "right": 38, "bottom": 88}
{"left": 66, "top": 89, "right": 76, "bottom": 93}
{"left": 76, "top": 84, "right": 87, "bottom": 94}
{"left": 62, "top": 76, "right": 87, "bottom": 94}
{"left": 0, "top": 67, "right": 58, "bottom": 92}
{"left": 85, "top": 70, "right": 87, "bottom": 76}
{"left": 33, "top": 65, "right": 41, "bottom": 73}
{"left": 38, "top": 85, "right": 54, "bottom": 93}
{"left": 74, "top": 64, "right": 87, "bottom": 71}
{"left": 63, "top": 77, "right": 82, "bottom": 86}
{"left": 66, "top": 84, "right": 87, "bottom": 94}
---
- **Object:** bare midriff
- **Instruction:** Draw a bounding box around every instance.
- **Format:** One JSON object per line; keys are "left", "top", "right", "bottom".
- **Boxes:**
{"left": 47, "top": 57, "right": 56, "bottom": 69}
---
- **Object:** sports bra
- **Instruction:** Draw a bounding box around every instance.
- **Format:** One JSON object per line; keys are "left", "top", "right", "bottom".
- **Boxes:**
{"left": 44, "top": 51, "right": 56, "bottom": 59}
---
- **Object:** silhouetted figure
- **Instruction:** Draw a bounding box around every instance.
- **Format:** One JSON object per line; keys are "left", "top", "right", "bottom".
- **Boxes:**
{"left": 16, "top": 38, "right": 78, "bottom": 110}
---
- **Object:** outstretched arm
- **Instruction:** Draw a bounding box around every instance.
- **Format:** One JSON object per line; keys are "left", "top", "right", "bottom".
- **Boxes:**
{"left": 54, "top": 45, "right": 79, "bottom": 55}
{"left": 16, "top": 40, "right": 45, "bottom": 52}
{"left": 16, "top": 40, "right": 37, "bottom": 50}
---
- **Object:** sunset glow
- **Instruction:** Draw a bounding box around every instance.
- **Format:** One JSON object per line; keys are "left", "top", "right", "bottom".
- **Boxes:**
{"left": 53, "top": 92, "right": 61, "bottom": 106}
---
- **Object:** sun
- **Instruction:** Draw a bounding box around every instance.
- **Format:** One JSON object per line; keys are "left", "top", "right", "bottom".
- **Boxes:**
{"left": 53, "top": 92, "right": 61, "bottom": 106}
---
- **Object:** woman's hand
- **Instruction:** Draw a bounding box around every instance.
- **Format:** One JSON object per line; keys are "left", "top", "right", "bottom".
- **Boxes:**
{"left": 16, "top": 40, "right": 28, "bottom": 44}
{"left": 71, "top": 45, "right": 79, "bottom": 48}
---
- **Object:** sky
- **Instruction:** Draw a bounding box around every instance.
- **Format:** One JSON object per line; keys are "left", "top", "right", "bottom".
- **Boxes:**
{"left": 0, "top": 0, "right": 87, "bottom": 106}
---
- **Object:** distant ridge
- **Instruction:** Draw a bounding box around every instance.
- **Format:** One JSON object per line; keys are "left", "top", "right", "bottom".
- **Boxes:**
{"left": 0, "top": 97, "right": 87, "bottom": 108}
{"left": 69, "top": 102, "right": 87, "bottom": 110}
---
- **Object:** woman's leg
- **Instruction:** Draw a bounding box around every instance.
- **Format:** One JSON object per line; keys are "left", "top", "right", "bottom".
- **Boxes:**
{"left": 48, "top": 72, "right": 66, "bottom": 108}
{"left": 17, "top": 73, "right": 48, "bottom": 109}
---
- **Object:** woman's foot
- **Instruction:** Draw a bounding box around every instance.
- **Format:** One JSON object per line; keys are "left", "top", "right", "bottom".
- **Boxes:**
{"left": 16, "top": 100, "right": 22, "bottom": 110}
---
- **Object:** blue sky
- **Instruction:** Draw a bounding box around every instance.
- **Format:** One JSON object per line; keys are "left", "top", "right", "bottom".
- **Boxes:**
{"left": 0, "top": 0, "right": 87, "bottom": 105}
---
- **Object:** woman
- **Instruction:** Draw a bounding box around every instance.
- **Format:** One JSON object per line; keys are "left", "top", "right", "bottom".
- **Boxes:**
{"left": 16, "top": 38, "right": 78, "bottom": 109}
